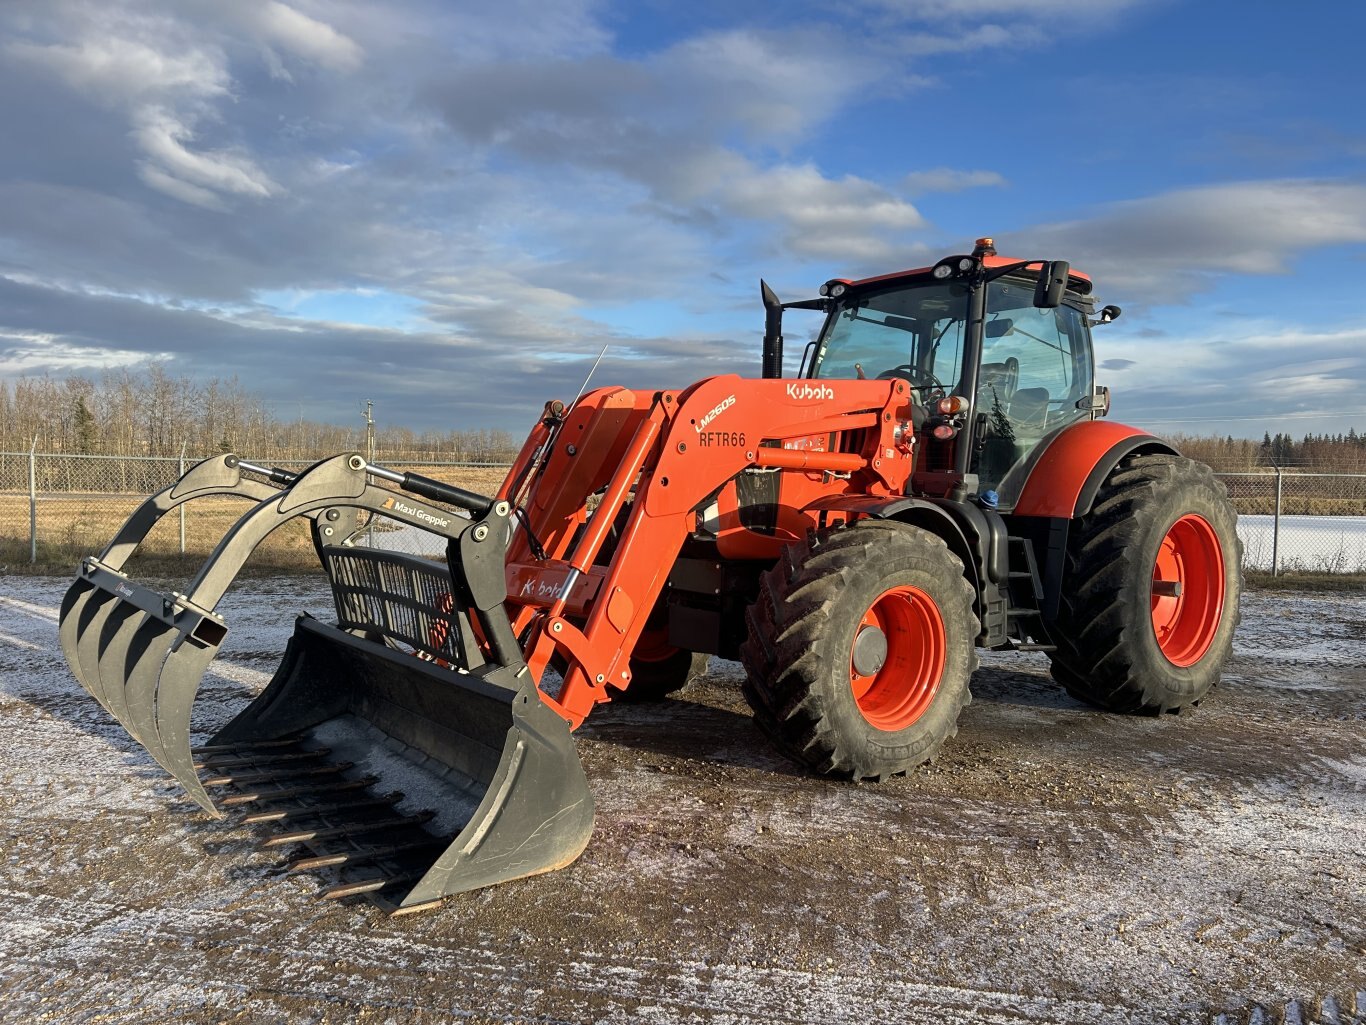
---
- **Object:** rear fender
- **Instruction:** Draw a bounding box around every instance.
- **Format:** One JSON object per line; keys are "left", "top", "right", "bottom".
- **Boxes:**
{"left": 1012, "top": 421, "right": 1178, "bottom": 519}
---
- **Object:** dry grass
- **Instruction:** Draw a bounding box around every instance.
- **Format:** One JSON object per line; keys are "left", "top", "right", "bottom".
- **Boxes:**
{"left": 1, "top": 465, "right": 510, "bottom": 573}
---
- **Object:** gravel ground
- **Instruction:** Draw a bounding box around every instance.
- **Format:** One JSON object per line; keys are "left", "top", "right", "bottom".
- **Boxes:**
{"left": 0, "top": 574, "right": 1362, "bottom": 1025}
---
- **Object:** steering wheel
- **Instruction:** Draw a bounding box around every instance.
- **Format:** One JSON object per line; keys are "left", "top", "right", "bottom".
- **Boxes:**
{"left": 876, "top": 364, "right": 942, "bottom": 392}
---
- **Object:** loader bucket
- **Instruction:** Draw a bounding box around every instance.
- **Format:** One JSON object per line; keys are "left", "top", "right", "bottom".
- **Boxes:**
{"left": 208, "top": 614, "right": 595, "bottom": 912}
{"left": 57, "top": 453, "right": 596, "bottom": 911}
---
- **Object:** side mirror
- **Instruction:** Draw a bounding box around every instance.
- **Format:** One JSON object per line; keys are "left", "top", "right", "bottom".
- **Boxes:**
{"left": 1033, "top": 260, "right": 1070, "bottom": 309}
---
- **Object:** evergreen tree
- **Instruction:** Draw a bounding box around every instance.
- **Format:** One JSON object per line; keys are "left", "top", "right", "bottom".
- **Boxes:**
{"left": 73, "top": 396, "right": 96, "bottom": 455}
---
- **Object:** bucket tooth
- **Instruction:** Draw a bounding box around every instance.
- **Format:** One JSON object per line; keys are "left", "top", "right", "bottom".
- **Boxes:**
{"left": 322, "top": 872, "right": 425, "bottom": 901}
{"left": 202, "top": 761, "right": 355, "bottom": 788}
{"left": 287, "top": 836, "right": 447, "bottom": 873}
{"left": 195, "top": 748, "right": 331, "bottom": 771}
{"left": 192, "top": 737, "right": 303, "bottom": 756}
{"left": 261, "top": 811, "right": 436, "bottom": 848}
{"left": 219, "top": 776, "right": 378, "bottom": 807}
{"left": 240, "top": 792, "right": 403, "bottom": 825}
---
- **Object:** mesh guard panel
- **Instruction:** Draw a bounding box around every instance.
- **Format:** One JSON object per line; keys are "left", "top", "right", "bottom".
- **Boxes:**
{"left": 322, "top": 547, "right": 464, "bottom": 666}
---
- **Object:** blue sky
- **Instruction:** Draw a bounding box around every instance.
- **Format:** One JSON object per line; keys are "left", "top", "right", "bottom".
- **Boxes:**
{"left": 1, "top": 0, "right": 1364, "bottom": 436}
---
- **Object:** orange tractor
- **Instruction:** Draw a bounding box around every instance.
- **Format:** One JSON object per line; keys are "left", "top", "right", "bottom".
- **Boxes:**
{"left": 59, "top": 239, "right": 1241, "bottom": 913}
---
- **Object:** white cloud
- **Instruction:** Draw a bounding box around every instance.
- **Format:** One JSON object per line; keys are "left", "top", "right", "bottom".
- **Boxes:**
{"left": 246, "top": 1, "right": 363, "bottom": 72}
{"left": 1093, "top": 320, "right": 1366, "bottom": 430}
{"left": 132, "top": 107, "right": 278, "bottom": 200}
{"left": 657, "top": 29, "right": 884, "bottom": 144}
{"left": 5, "top": 2, "right": 364, "bottom": 211}
{"left": 0, "top": 331, "right": 168, "bottom": 374}
{"left": 5, "top": 35, "right": 229, "bottom": 106}
{"left": 1016, "top": 180, "right": 1366, "bottom": 302}
{"left": 902, "top": 168, "right": 1007, "bottom": 194}
{"left": 718, "top": 163, "right": 926, "bottom": 261}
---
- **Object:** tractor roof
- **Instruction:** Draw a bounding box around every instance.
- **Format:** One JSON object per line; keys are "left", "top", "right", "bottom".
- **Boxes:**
{"left": 837, "top": 255, "right": 1094, "bottom": 295}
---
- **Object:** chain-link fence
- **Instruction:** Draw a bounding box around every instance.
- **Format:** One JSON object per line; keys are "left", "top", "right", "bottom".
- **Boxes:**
{"left": 0, "top": 450, "right": 511, "bottom": 570}
{"left": 5, "top": 452, "right": 1366, "bottom": 576}
{"left": 1219, "top": 470, "right": 1366, "bottom": 575}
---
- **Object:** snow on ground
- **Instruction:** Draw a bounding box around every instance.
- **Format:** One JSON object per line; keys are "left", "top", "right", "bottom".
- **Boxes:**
{"left": 1237, "top": 515, "right": 1366, "bottom": 573}
{"left": 0, "top": 575, "right": 1362, "bottom": 1024}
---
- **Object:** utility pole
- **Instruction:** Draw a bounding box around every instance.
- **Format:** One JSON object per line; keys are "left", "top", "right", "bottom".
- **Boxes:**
{"left": 362, "top": 400, "right": 377, "bottom": 547}
{"left": 361, "top": 399, "right": 376, "bottom": 464}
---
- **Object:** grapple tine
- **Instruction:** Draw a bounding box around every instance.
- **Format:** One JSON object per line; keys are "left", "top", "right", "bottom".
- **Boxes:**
{"left": 71, "top": 586, "right": 123, "bottom": 718}
{"left": 92, "top": 606, "right": 223, "bottom": 816}
{"left": 57, "top": 577, "right": 105, "bottom": 710}
{"left": 111, "top": 614, "right": 173, "bottom": 761}
{"left": 152, "top": 632, "right": 229, "bottom": 815}
{"left": 95, "top": 602, "right": 152, "bottom": 740}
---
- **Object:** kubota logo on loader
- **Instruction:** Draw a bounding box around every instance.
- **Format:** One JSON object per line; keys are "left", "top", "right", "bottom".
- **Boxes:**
{"left": 785, "top": 383, "right": 835, "bottom": 402}
{"left": 381, "top": 496, "right": 452, "bottom": 529}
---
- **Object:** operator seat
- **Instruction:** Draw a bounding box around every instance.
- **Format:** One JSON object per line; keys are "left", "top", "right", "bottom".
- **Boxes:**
{"left": 1008, "top": 388, "right": 1050, "bottom": 431}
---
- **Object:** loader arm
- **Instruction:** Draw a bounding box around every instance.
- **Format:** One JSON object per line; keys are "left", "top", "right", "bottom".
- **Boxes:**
{"left": 509, "top": 375, "right": 917, "bottom": 725}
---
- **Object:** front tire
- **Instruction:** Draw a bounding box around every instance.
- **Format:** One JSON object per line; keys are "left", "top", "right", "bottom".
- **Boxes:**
{"left": 612, "top": 630, "right": 707, "bottom": 703}
{"left": 740, "top": 521, "right": 978, "bottom": 779}
{"left": 1047, "top": 453, "right": 1242, "bottom": 713}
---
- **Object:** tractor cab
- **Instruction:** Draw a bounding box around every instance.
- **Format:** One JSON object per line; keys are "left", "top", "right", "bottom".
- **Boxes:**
{"left": 799, "top": 240, "right": 1110, "bottom": 504}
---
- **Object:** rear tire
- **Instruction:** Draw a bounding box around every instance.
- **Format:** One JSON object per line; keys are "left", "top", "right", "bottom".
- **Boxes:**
{"left": 740, "top": 520, "right": 978, "bottom": 779}
{"left": 1047, "top": 453, "right": 1242, "bottom": 713}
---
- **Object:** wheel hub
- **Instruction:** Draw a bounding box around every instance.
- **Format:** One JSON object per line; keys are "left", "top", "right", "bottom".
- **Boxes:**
{"left": 852, "top": 626, "right": 888, "bottom": 676}
{"left": 849, "top": 585, "right": 946, "bottom": 732}
{"left": 1150, "top": 513, "right": 1225, "bottom": 667}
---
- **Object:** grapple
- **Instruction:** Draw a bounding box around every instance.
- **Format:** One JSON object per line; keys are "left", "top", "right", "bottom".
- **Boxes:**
{"left": 57, "top": 452, "right": 594, "bottom": 914}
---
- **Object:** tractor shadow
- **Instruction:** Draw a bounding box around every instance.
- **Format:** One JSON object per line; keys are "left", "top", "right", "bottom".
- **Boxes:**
{"left": 967, "top": 659, "right": 1087, "bottom": 711}
{"left": 579, "top": 695, "right": 811, "bottom": 779}
{"left": 579, "top": 660, "right": 1086, "bottom": 779}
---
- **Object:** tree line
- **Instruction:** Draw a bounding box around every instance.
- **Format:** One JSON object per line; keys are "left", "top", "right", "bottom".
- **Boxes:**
{"left": 0, "top": 367, "right": 520, "bottom": 463}
{"left": 1167, "top": 430, "right": 1366, "bottom": 473}
{"left": 4, "top": 367, "right": 1363, "bottom": 473}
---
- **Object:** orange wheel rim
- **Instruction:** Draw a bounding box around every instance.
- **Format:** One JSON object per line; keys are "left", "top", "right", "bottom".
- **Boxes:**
{"left": 632, "top": 627, "right": 677, "bottom": 664}
{"left": 1151, "top": 514, "right": 1225, "bottom": 667}
{"left": 849, "top": 585, "right": 946, "bottom": 731}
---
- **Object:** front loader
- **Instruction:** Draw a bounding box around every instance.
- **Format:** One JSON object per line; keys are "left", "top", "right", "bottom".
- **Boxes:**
{"left": 58, "top": 238, "right": 1241, "bottom": 913}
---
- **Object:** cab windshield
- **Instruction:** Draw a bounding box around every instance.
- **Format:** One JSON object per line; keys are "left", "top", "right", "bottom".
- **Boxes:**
{"left": 810, "top": 280, "right": 969, "bottom": 393}
{"left": 810, "top": 275, "right": 1096, "bottom": 498}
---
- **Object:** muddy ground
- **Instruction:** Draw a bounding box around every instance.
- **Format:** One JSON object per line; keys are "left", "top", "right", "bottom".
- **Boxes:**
{"left": 0, "top": 575, "right": 1362, "bottom": 1024}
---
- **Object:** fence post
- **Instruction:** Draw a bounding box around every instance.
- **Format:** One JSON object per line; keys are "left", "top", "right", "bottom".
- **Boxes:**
{"left": 28, "top": 437, "right": 37, "bottom": 564}
{"left": 179, "top": 442, "right": 187, "bottom": 555}
{"left": 1271, "top": 467, "right": 1282, "bottom": 577}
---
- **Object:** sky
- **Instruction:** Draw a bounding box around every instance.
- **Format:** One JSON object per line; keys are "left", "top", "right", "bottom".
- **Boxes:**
{"left": 2, "top": 0, "right": 1365, "bottom": 438}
